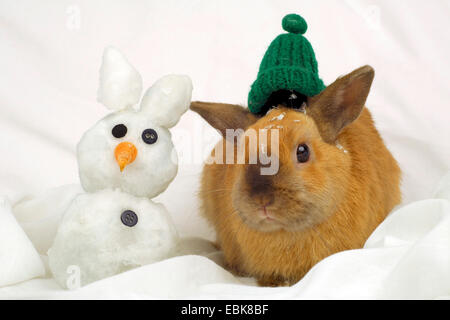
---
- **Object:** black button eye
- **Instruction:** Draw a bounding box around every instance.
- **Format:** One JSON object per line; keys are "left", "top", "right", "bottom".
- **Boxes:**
{"left": 121, "top": 210, "right": 138, "bottom": 227}
{"left": 296, "top": 144, "right": 310, "bottom": 163}
{"left": 142, "top": 129, "right": 158, "bottom": 144}
{"left": 112, "top": 124, "right": 127, "bottom": 138}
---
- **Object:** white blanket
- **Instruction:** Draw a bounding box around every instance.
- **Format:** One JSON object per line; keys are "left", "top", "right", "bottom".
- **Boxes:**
{"left": 1, "top": 173, "right": 449, "bottom": 299}
{"left": 1, "top": 0, "right": 449, "bottom": 299}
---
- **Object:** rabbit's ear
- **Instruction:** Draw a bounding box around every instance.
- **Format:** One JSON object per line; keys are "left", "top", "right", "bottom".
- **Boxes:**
{"left": 308, "top": 65, "right": 374, "bottom": 143}
{"left": 190, "top": 101, "right": 259, "bottom": 138}
{"left": 139, "top": 75, "right": 193, "bottom": 128}
{"left": 97, "top": 47, "right": 143, "bottom": 111}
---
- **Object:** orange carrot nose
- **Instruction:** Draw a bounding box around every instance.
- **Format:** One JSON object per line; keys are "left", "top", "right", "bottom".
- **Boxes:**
{"left": 114, "top": 142, "right": 138, "bottom": 172}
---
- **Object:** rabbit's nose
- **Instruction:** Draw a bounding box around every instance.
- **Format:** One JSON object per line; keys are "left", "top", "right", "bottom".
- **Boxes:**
{"left": 115, "top": 142, "right": 138, "bottom": 172}
{"left": 245, "top": 164, "right": 274, "bottom": 196}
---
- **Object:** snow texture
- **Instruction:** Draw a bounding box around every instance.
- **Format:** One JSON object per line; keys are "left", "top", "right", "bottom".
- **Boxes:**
{"left": 336, "top": 142, "right": 349, "bottom": 154}
{"left": 140, "top": 74, "right": 193, "bottom": 128}
{"left": 79, "top": 49, "right": 192, "bottom": 198}
{"left": 97, "top": 47, "right": 143, "bottom": 111}
{"left": 48, "top": 49, "right": 192, "bottom": 288}
{"left": 47, "top": 189, "right": 178, "bottom": 288}
{"left": 77, "top": 110, "right": 179, "bottom": 198}
{"left": 270, "top": 112, "right": 286, "bottom": 121}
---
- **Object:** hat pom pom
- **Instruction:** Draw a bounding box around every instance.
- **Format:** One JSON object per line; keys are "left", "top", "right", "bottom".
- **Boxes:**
{"left": 282, "top": 14, "right": 307, "bottom": 34}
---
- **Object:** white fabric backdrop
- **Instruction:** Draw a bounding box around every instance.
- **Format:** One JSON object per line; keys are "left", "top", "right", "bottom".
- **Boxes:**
{"left": 0, "top": 0, "right": 449, "bottom": 299}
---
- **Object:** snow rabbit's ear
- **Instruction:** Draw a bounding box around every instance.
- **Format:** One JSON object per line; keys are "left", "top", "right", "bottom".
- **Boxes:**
{"left": 139, "top": 75, "right": 193, "bottom": 128}
{"left": 97, "top": 46, "right": 143, "bottom": 111}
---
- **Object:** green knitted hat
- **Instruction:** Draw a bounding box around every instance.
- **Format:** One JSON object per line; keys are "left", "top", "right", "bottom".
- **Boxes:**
{"left": 248, "top": 14, "right": 325, "bottom": 114}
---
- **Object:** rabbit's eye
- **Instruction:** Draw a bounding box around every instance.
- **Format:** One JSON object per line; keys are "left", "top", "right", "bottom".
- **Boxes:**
{"left": 112, "top": 124, "right": 127, "bottom": 138}
{"left": 142, "top": 129, "right": 158, "bottom": 144}
{"left": 121, "top": 210, "right": 138, "bottom": 227}
{"left": 296, "top": 144, "right": 310, "bottom": 163}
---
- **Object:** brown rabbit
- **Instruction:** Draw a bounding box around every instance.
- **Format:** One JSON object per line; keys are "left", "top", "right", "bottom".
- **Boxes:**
{"left": 191, "top": 66, "right": 401, "bottom": 286}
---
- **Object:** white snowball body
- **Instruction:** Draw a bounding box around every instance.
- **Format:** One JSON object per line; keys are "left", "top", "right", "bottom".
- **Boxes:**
{"left": 77, "top": 110, "right": 178, "bottom": 198}
{"left": 48, "top": 189, "right": 178, "bottom": 288}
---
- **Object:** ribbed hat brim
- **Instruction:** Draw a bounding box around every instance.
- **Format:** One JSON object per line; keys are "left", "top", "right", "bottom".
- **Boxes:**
{"left": 248, "top": 66, "right": 325, "bottom": 114}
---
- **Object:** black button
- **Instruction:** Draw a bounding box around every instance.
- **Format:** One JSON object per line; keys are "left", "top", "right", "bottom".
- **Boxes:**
{"left": 141, "top": 128, "right": 158, "bottom": 144}
{"left": 112, "top": 124, "right": 127, "bottom": 138}
{"left": 120, "top": 210, "right": 138, "bottom": 227}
